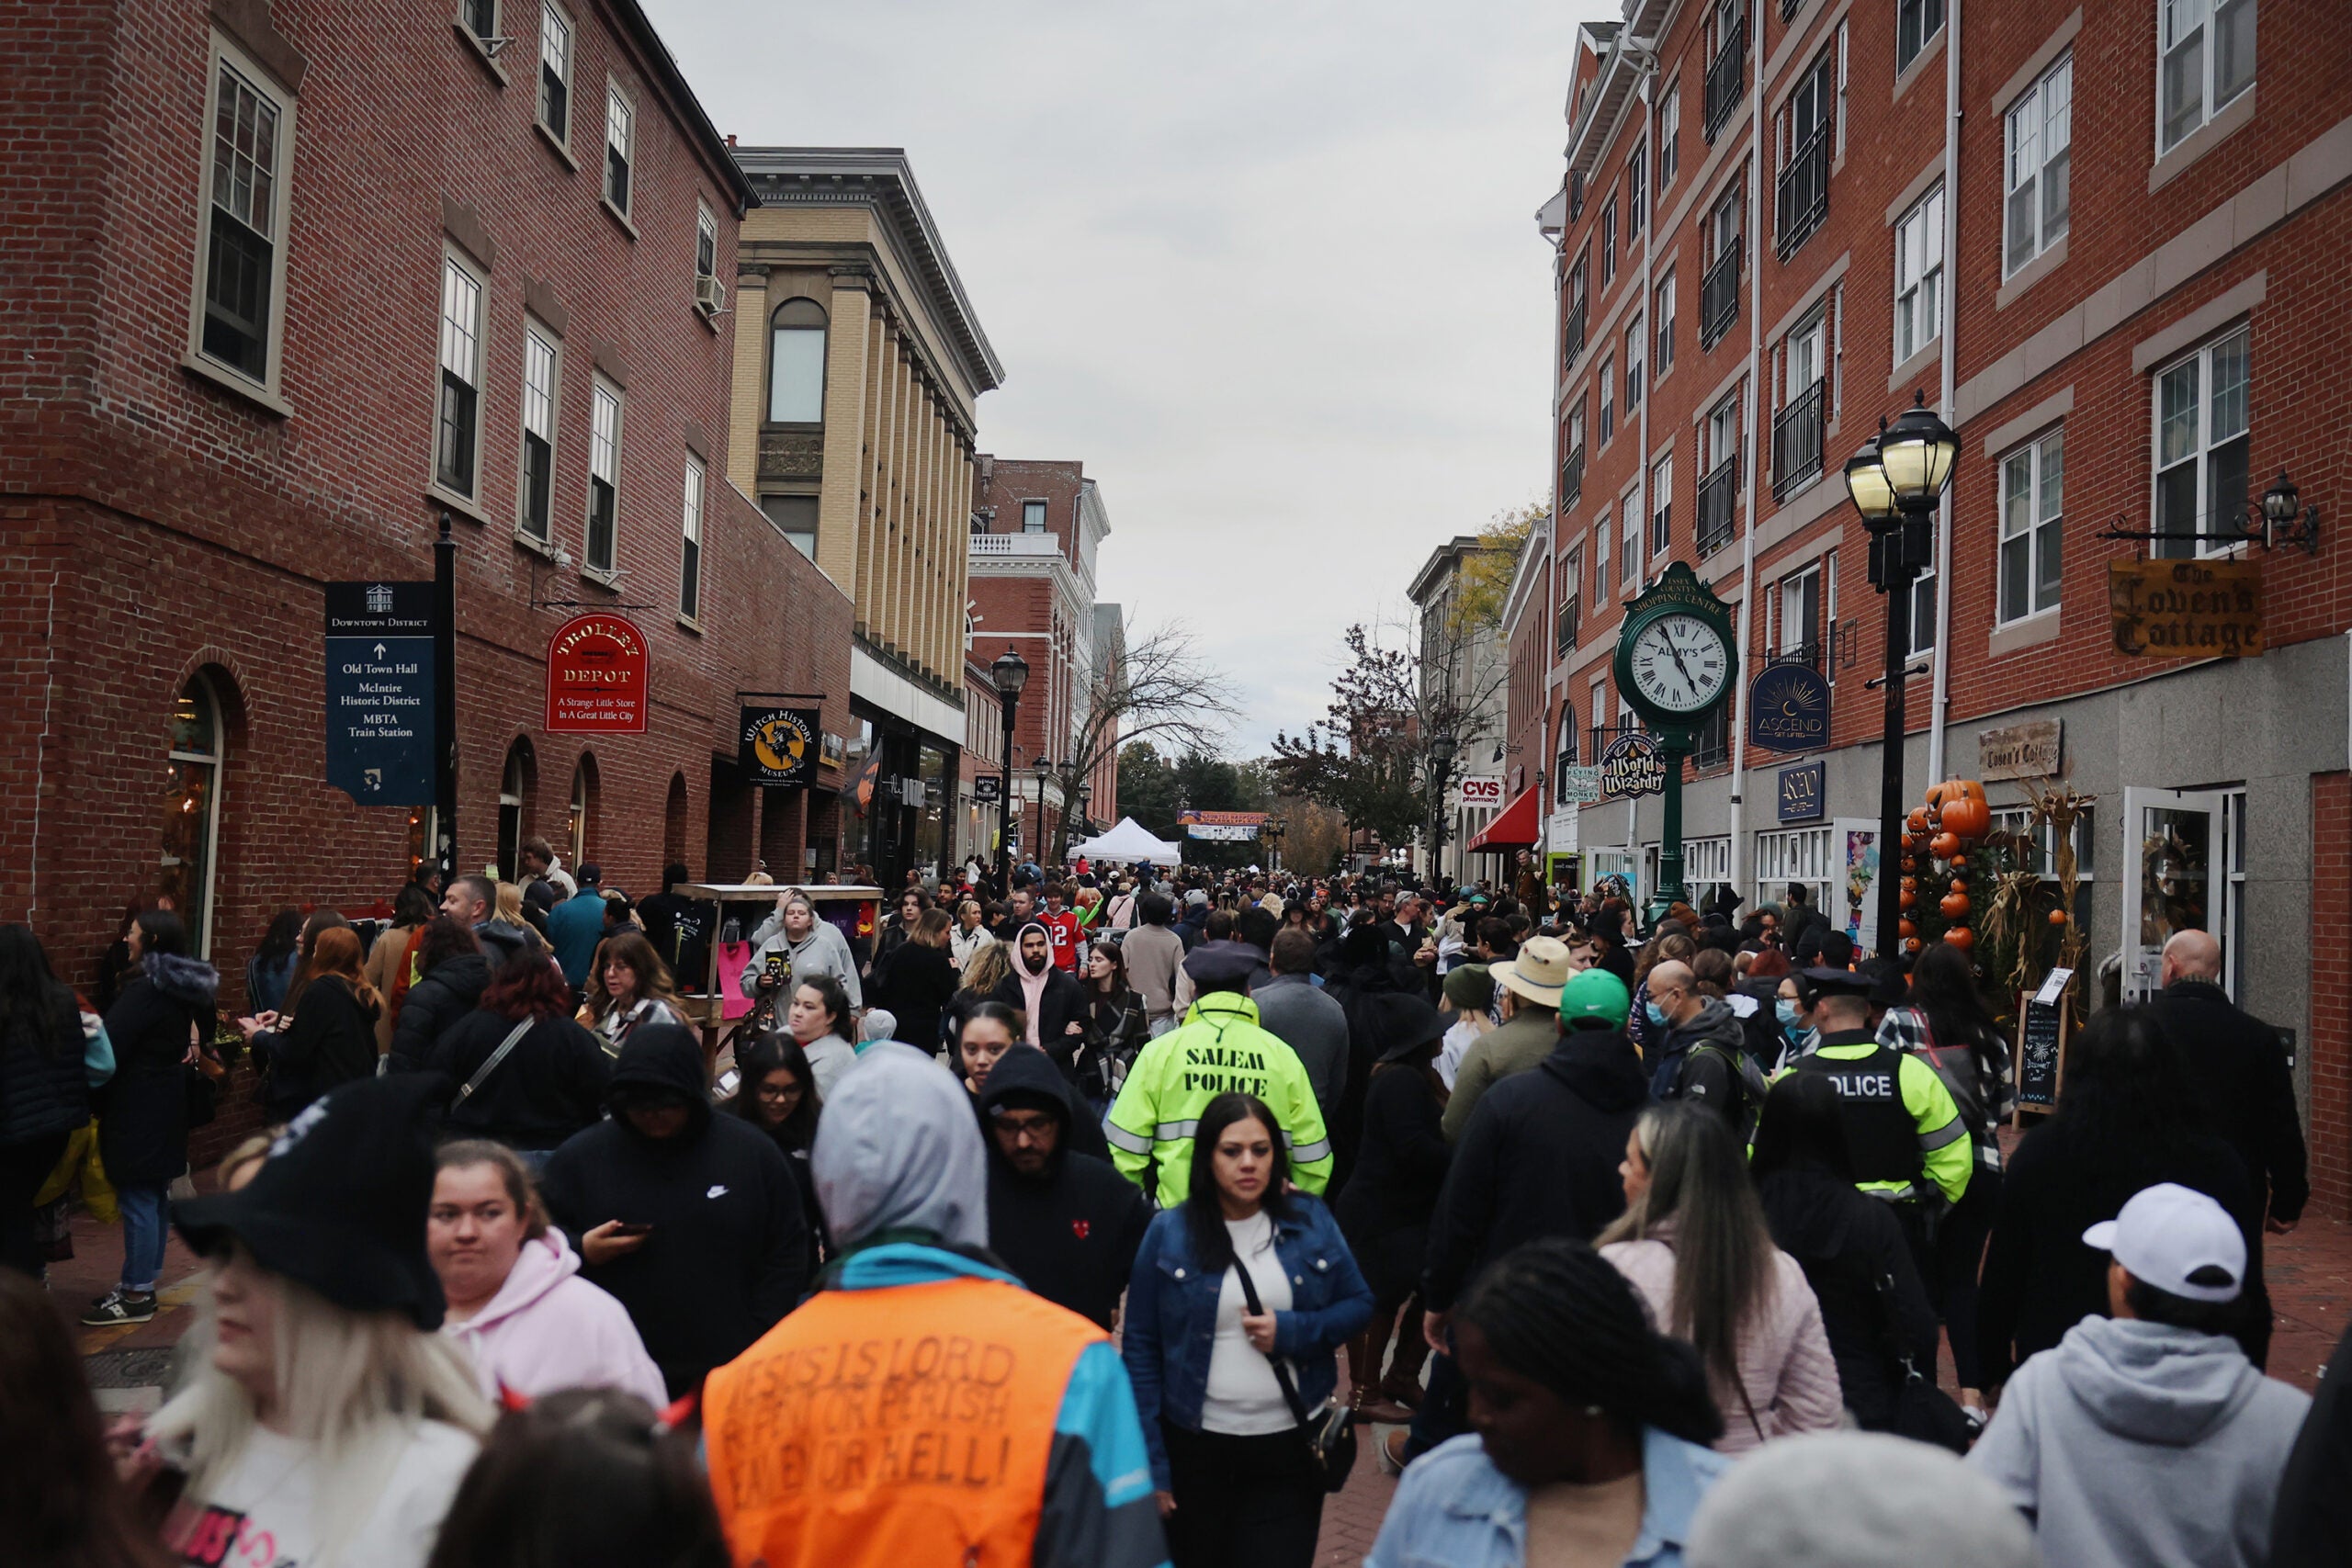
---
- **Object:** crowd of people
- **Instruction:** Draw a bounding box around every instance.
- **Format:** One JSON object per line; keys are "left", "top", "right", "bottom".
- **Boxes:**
{"left": 1, "top": 841, "right": 2345, "bottom": 1568}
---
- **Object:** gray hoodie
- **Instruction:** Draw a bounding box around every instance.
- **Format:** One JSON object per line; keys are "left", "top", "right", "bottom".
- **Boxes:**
{"left": 1969, "top": 1313, "right": 2310, "bottom": 1568}
{"left": 741, "top": 906, "right": 863, "bottom": 1009}
{"left": 809, "top": 1041, "right": 986, "bottom": 1250}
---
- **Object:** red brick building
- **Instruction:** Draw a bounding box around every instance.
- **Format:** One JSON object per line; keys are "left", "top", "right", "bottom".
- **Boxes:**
{"left": 0, "top": 0, "right": 853, "bottom": 1007}
{"left": 1518, "top": 1, "right": 2352, "bottom": 1203}
{"left": 967, "top": 457, "right": 1121, "bottom": 863}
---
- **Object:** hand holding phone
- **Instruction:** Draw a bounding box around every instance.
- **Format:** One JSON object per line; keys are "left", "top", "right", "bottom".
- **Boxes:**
{"left": 582, "top": 1218, "right": 652, "bottom": 1266}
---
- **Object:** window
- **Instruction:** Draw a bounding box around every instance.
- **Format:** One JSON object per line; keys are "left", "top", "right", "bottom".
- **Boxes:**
{"left": 1556, "top": 701, "right": 1580, "bottom": 797}
{"left": 1621, "top": 492, "right": 1640, "bottom": 585}
{"left": 1700, "top": 390, "right": 1743, "bottom": 555}
{"left": 569, "top": 758, "right": 594, "bottom": 866}
{"left": 462, "top": 0, "right": 497, "bottom": 40}
{"left": 1625, "top": 315, "right": 1645, "bottom": 407}
{"left": 1655, "top": 271, "right": 1677, "bottom": 376}
{"left": 196, "top": 49, "right": 291, "bottom": 387}
{"left": 604, "top": 83, "right": 633, "bottom": 215}
{"left": 1650, "top": 452, "right": 1673, "bottom": 557}
{"left": 2006, "top": 53, "right": 2072, "bottom": 275}
{"left": 587, "top": 379, "right": 620, "bottom": 572}
{"left": 1707, "top": 393, "right": 1742, "bottom": 472}
{"left": 1594, "top": 513, "right": 1611, "bottom": 606}
{"left": 497, "top": 741, "right": 532, "bottom": 884}
{"left": 537, "top": 1, "right": 571, "bottom": 141}
{"left": 1894, "top": 185, "right": 1943, "bottom": 363}
{"left": 679, "top": 457, "right": 705, "bottom": 620}
{"left": 1999, "top": 428, "right": 2064, "bottom": 622}
{"left": 1779, "top": 563, "right": 1823, "bottom": 660}
{"left": 2160, "top": 0, "right": 2256, "bottom": 152}
{"left": 435, "top": 254, "right": 485, "bottom": 498}
{"left": 1777, "top": 51, "right": 1835, "bottom": 255}
{"left": 1627, "top": 139, "right": 1647, "bottom": 239}
{"left": 1601, "top": 197, "right": 1619, "bottom": 284}
{"left": 164, "top": 672, "right": 227, "bottom": 958}
{"left": 1754, "top": 826, "right": 1835, "bottom": 917}
{"left": 1897, "top": 0, "right": 1945, "bottom": 73}
{"left": 2154, "top": 326, "right": 2250, "bottom": 558}
{"left": 1657, "top": 81, "right": 1680, "bottom": 191}
{"left": 766, "top": 299, "right": 826, "bottom": 423}
{"left": 1599, "top": 355, "right": 1616, "bottom": 445}
{"left": 1022, "top": 500, "right": 1048, "bottom": 534}
{"left": 1909, "top": 558, "right": 1937, "bottom": 657}
{"left": 519, "top": 321, "right": 559, "bottom": 539}
{"left": 1702, "top": 186, "right": 1744, "bottom": 351}
{"left": 762, "top": 495, "right": 817, "bottom": 559}
{"left": 1559, "top": 556, "right": 1583, "bottom": 653}
{"left": 695, "top": 202, "right": 718, "bottom": 283}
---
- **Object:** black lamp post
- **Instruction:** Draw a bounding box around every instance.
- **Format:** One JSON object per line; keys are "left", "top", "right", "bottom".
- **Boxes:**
{"left": 1265, "top": 815, "right": 1286, "bottom": 874}
{"left": 989, "top": 646, "right": 1029, "bottom": 898}
{"left": 1428, "top": 728, "right": 1459, "bottom": 883}
{"left": 1845, "top": 391, "right": 1960, "bottom": 958}
{"left": 1074, "top": 780, "right": 1093, "bottom": 840}
{"left": 1035, "top": 758, "right": 1057, "bottom": 869}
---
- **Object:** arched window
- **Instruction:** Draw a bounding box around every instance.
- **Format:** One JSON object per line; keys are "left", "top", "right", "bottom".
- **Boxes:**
{"left": 163, "top": 672, "right": 226, "bottom": 956}
{"left": 766, "top": 298, "right": 827, "bottom": 423}
{"left": 497, "top": 739, "right": 537, "bottom": 882}
{"left": 1555, "top": 700, "right": 1579, "bottom": 800}
{"left": 568, "top": 755, "right": 598, "bottom": 868}
{"left": 663, "top": 772, "right": 689, "bottom": 868}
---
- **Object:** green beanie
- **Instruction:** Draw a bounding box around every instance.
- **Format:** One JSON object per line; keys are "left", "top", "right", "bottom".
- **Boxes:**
{"left": 1559, "top": 967, "right": 1632, "bottom": 1030}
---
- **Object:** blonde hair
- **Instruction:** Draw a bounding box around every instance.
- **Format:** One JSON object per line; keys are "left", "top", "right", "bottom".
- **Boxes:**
{"left": 494, "top": 882, "right": 526, "bottom": 926}
{"left": 216, "top": 1133, "right": 277, "bottom": 1193}
{"left": 151, "top": 1253, "right": 491, "bottom": 1565}
{"left": 962, "top": 940, "right": 1013, "bottom": 996}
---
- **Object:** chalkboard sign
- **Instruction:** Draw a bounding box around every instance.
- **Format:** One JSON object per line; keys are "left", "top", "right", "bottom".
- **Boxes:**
{"left": 2014, "top": 997, "right": 2068, "bottom": 1117}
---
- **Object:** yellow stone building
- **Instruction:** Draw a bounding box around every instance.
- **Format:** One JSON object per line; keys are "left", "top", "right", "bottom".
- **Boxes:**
{"left": 727, "top": 147, "right": 1003, "bottom": 878}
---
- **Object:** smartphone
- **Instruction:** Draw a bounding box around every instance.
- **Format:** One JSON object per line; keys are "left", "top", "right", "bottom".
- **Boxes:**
{"left": 609, "top": 1222, "right": 654, "bottom": 1237}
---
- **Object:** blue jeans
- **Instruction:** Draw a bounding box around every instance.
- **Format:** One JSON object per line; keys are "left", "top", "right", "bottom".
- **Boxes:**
{"left": 118, "top": 1183, "right": 168, "bottom": 1292}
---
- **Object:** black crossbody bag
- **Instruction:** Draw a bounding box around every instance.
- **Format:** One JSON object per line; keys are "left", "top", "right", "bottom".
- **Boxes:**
{"left": 1233, "top": 1257, "right": 1358, "bottom": 1493}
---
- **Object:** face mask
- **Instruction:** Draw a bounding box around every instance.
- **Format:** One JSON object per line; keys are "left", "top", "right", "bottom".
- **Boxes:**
{"left": 1643, "top": 1000, "right": 1669, "bottom": 1028}
{"left": 1775, "top": 998, "right": 1803, "bottom": 1028}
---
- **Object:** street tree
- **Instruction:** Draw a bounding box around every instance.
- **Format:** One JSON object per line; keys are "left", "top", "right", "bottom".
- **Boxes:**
{"left": 1039, "top": 621, "right": 1237, "bottom": 864}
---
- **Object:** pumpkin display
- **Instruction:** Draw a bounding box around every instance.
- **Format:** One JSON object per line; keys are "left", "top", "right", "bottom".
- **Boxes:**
{"left": 1903, "top": 937, "right": 1924, "bottom": 954}
{"left": 1939, "top": 891, "right": 1972, "bottom": 919}
{"left": 1939, "top": 795, "right": 1991, "bottom": 841}
{"left": 1943, "top": 927, "right": 1974, "bottom": 950}
{"left": 1900, "top": 856, "right": 1918, "bottom": 873}
{"left": 1900, "top": 888, "right": 1917, "bottom": 909}
{"left": 1950, "top": 875, "right": 1969, "bottom": 893}
{"left": 1900, "top": 874, "right": 1918, "bottom": 890}
{"left": 1897, "top": 918, "right": 1917, "bottom": 939}
{"left": 1928, "top": 831, "right": 1962, "bottom": 861}
{"left": 1907, "top": 807, "right": 1932, "bottom": 834}
{"left": 1926, "top": 778, "right": 1988, "bottom": 810}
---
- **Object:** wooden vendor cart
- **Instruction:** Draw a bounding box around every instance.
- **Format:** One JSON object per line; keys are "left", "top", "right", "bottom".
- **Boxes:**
{"left": 672, "top": 883, "right": 882, "bottom": 1066}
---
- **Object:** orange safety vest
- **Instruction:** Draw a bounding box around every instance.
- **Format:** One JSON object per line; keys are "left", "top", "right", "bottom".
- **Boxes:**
{"left": 702, "top": 1275, "right": 1102, "bottom": 1568}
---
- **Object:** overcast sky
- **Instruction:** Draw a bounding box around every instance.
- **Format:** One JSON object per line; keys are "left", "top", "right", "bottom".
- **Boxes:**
{"left": 652, "top": 0, "right": 1596, "bottom": 755}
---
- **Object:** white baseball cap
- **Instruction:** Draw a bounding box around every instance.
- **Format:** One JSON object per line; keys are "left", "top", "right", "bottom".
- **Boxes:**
{"left": 2082, "top": 1182, "right": 2245, "bottom": 1303}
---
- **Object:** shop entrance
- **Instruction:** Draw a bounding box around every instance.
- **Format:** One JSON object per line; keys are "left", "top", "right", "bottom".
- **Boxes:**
{"left": 2120, "top": 786, "right": 2245, "bottom": 1002}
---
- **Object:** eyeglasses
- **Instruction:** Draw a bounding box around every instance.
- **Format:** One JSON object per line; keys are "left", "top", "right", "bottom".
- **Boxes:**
{"left": 756, "top": 1081, "right": 806, "bottom": 1104}
{"left": 993, "top": 1112, "right": 1057, "bottom": 1139}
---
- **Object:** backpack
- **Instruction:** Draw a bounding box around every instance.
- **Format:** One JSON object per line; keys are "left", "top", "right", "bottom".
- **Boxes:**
{"left": 1903, "top": 1010, "right": 1993, "bottom": 1144}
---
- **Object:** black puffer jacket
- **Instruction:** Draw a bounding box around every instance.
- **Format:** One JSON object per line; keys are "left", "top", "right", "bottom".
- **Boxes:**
{"left": 387, "top": 953, "right": 490, "bottom": 1073}
{"left": 256, "top": 975, "right": 379, "bottom": 1122}
{"left": 427, "top": 1007, "right": 611, "bottom": 1150}
{"left": 977, "top": 1045, "right": 1151, "bottom": 1330}
{"left": 1421, "top": 1025, "right": 1649, "bottom": 1311}
{"left": 0, "top": 994, "right": 90, "bottom": 1148}
{"left": 97, "top": 954, "right": 218, "bottom": 1187}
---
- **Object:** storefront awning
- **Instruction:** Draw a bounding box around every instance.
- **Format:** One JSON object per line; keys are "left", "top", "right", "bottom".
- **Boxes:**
{"left": 1467, "top": 787, "right": 1541, "bottom": 853}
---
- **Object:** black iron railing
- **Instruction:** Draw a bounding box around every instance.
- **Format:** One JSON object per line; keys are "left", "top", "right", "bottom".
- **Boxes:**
{"left": 1555, "top": 593, "right": 1581, "bottom": 657}
{"left": 1700, "top": 247, "right": 1741, "bottom": 351}
{"left": 1698, "top": 456, "right": 1740, "bottom": 557}
{"left": 1561, "top": 445, "right": 1586, "bottom": 509}
{"left": 1775, "top": 125, "right": 1830, "bottom": 258}
{"left": 1771, "top": 379, "right": 1826, "bottom": 502}
{"left": 1563, "top": 295, "right": 1588, "bottom": 369}
{"left": 1705, "top": 25, "right": 1748, "bottom": 143}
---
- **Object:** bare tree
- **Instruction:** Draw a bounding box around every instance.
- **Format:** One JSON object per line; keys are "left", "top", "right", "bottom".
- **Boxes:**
{"left": 1043, "top": 620, "right": 1237, "bottom": 863}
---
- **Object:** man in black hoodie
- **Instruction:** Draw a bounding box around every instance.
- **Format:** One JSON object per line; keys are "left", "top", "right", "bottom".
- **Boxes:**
{"left": 978, "top": 1044, "right": 1151, "bottom": 1329}
{"left": 540, "top": 1023, "right": 807, "bottom": 1395}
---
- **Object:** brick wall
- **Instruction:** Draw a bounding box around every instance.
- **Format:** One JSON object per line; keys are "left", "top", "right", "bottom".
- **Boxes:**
{"left": 2310, "top": 771, "right": 2352, "bottom": 1219}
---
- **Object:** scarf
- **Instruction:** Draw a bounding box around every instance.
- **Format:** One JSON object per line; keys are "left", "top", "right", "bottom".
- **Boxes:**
{"left": 1012, "top": 921, "right": 1052, "bottom": 1046}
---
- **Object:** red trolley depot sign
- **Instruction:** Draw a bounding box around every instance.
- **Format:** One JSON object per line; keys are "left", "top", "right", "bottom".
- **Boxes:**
{"left": 545, "top": 614, "right": 649, "bottom": 734}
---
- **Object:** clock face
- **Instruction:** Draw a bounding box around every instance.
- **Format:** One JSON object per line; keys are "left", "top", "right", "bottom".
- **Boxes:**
{"left": 1628, "top": 613, "right": 1732, "bottom": 715}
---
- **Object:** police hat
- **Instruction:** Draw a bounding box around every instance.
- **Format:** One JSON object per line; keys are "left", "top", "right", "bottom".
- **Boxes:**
{"left": 1183, "top": 939, "right": 1270, "bottom": 992}
{"left": 1797, "top": 964, "right": 1872, "bottom": 998}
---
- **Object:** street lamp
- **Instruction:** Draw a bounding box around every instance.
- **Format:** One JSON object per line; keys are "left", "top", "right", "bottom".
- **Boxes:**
{"left": 1035, "top": 757, "right": 1057, "bottom": 869}
{"left": 989, "top": 646, "right": 1029, "bottom": 897}
{"left": 1428, "top": 728, "right": 1459, "bottom": 883}
{"left": 1846, "top": 391, "right": 1960, "bottom": 957}
{"left": 1074, "top": 780, "right": 1093, "bottom": 840}
{"left": 1265, "top": 815, "right": 1287, "bottom": 874}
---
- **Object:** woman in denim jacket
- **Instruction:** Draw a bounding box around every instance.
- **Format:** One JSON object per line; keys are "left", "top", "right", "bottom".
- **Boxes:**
{"left": 1367, "top": 1238, "right": 1730, "bottom": 1568}
{"left": 1123, "top": 1091, "right": 1374, "bottom": 1568}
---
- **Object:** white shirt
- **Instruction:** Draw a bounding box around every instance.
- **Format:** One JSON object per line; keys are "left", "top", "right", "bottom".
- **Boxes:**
{"left": 1201, "top": 1211, "right": 1297, "bottom": 1437}
{"left": 171, "top": 1421, "right": 478, "bottom": 1568}
{"left": 1437, "top": 1017, "right": 1487, "bottom": 1091}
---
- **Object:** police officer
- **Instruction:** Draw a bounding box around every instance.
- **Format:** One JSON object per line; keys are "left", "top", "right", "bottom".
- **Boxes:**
{"left": 1785, "top": 965, "right": 1971, "bottom": 1245}
{"left": 1105, "top": 939, "right": 1333, "bottom": 1206}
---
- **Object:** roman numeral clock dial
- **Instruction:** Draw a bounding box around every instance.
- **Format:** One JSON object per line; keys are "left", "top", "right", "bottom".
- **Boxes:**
{"left": 1628, "top": 613, "right": 1730, "bottom": 716}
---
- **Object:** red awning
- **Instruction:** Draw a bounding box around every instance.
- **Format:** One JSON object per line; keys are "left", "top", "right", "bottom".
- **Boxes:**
{"left": 1467, "top": 786, "right": 1541, "bottom": 852}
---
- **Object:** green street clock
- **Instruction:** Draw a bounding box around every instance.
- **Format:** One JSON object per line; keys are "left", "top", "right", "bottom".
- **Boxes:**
{"left": 1610, "top": 563, "right": 1740, "bottom": 920}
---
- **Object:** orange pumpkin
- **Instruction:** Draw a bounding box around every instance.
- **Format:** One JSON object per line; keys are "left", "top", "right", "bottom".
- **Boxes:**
{"left": 1949, "top": 876, "right": 1969, "bottom": 893}
{"left": 1943, "top": 927, "right": 1974, "bottom": 950}
{"left": 1926, "top": 778, "right": 1988, "bottom": 810}
{"left": 1899, "top": 874, "right": 1918, "bottom": 890}
{"left": 1899, "top": 888, "right": 1917, "bottom": 909}
{"left": 1939, "top": 891, "right": 1972, "bottom": 919}
{"left": 1929, "top": 831, "right": 1962, "bottom": 860}
{"left": 1907, "top": 807, "right": 1932, "bottom": 834}
{"left": 1939, "top": 795, "right": 1991, "bottom": 841}
{"left": 2049, "top": 908, "right": 2069, "bottom": 926}
{"left": 1903, "top": 937, "right": 1924, "bottom": 954}
{"left": 1900, "top": 857, "right": 1918, "bottom": 873}
{"left": 1897, "top": 918, "right": 1917, "bottom": 939}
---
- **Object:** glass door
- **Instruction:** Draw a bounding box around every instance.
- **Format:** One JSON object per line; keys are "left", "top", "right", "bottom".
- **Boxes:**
{"left": 2120, "top": 787, "right": 2226, "bottom": 1001}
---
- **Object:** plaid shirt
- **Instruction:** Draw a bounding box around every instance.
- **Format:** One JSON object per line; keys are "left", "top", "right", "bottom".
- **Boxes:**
{"left": 1879, "top": 1005, "right": 2016, "bottom": 1153}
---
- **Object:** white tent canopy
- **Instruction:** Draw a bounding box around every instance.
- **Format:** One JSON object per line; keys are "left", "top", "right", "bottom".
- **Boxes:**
{"left": 1068, "top": 817, "right": 1185, "bottom": 867}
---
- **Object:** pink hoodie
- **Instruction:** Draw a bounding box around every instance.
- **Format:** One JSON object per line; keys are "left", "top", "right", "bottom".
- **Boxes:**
{"left": 441, "top": 1228, "right": 670, "bottom": 1411}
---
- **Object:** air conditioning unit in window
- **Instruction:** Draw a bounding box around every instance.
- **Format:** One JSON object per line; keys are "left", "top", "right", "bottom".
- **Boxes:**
{"left": 695, "top": 274, "right": 728, "bottom": 316}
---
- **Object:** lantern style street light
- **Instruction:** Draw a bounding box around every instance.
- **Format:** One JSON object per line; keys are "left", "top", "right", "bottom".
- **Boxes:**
{"left": 1845, "top": 391, "right": 1960, "bottom": 956}
{"left": 989, "top": 647, "right": 1028, "bottom": 897}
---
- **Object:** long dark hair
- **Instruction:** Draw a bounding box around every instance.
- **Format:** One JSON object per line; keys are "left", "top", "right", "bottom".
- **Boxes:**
{"left": 254, "top": 908, "right": 302, "bottom": 966}
{"left": 0, "top": 925, "right": 81, "bottom": 1062}
{"left": 282, "top": 908, "right": 351, "bottom": 1013}
{"left": 423, "top": 1389, "right": 728, "bottom": 1568}
{"left": 729, "top": 1034, "right": 822, "bottom": 1152}
{"left": 392, "top": 884, "right": 438, "bottom": 930}
{"left": 0, "top": 1270, "right": 171, "bottom": 1568}
{"left": 792, "top": 972, "right": 852, "bottom": 1039}
{"left": 1749, "top": 1072, "right": 1857, "bottom": 1184}
{"left": 133, "top": 909, "right": 188, "bottom": 958}
{"left": 1907, "top": 941, "right": 2004, "bottom": 1080}
{"left": 1181, "top": 1092, "right": 1295, "bottom": 1275}
{"left": 1598, "top": 1102, "right": 1775, "bottom": 1397}
{"left": 415, "top": 916, "right": 481, "bottom": 976}
{"left": 1455, "top": 1237, "right": 1724, "bottom": 1448}
{"left": 481, "top": 953, "right": 573, "bottom": 1023}
{"left": 2050, "top": 1004, "right": 2199, "bottom": 1161}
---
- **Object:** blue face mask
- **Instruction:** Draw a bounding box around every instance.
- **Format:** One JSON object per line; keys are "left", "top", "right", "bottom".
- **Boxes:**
{"left": 1644, "top": 999, "right": 1669, "bottom": 1028}
{"left": 1775, "top": 998, "right": 1804, "bottom": 1028}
